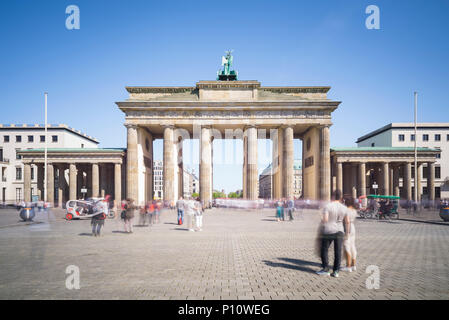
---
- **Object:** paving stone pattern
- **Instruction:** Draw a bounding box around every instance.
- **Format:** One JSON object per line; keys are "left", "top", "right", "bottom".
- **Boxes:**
{"left": 0, "top": 207, "right": 448, "bottom": 300}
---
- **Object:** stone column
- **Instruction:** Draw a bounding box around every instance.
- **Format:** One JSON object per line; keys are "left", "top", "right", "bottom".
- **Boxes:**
{"left": 91, "top": 163, "right": 99, "bottom": 198}
{"left": 69, "top": 163, "right": 77, "bottom": 201}
{"left": 242, "top": 134, "right": 247, "bottom": 199}
{"left": 37, "top": 164, "right": 44, "bottom": 201}
{"left": 100, "top": 164, "right": 107, "bottom": 198}
{"left": 382, "top": 162, "right": 390, "bottom": 195}
{"left": 428, "top": 162, "right": 435, "bottom": 201}
{"left": 114, "top": 163, "right": 121, "bottom": 209}
{"left": 404, "top": 162, "right": 412, "bottom": 201}
{"left": 351, "top": 164, "right": 358, "bottom": 199}
{"left": 271, "top": 127, "right": 283, "bottom": 199}
{"left": 247, "top": 126, "right": 258, "bottom": 200}
{"left": 57, "top": 165, "right": 66, "bottom": 207}
{"left": 336, "top": 162, "right": 343, "bottom": 194}
{"left": 358, "top": 162, "right": 366, "bottom": 202}
{"left": 283, "top": 126, "right": 294, "bottom": 199}
{"left": 177, "top": 138, "right": 184, "bottom": 199}
{"left": 77, "top": 167, "right": 84, "bottom": 199}
{"left": 393, "top": 165, "right": 400, "bottom": 197}
{"left": 24, "top": 163, "right": 32, "bottom": 202}
{"left": 416, "top": 163, "right": 422, "bottom": 202}
{"left": 320, "top": 126, "right": 331, "bottom": 201}
{"left": 163, "top": 126, "right": 175, "bottom": 204}
{"left": 200, "top": 126, "right": 212, "bottom": 207}
{"left": 47, "top": 164, "right": 54, "bottom": 204}
{"left": 126, "top": 124, "right": 138, "bottom": 201}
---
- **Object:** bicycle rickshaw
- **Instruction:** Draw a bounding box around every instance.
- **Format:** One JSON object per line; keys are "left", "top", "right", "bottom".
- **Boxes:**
{"left": 358, "top": 194, "right": 400, "bottom": 220}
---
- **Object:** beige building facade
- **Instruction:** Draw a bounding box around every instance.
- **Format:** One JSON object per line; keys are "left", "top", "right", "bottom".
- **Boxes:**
{"left": 117, "top": 80, "right": 341, "bottom": 206}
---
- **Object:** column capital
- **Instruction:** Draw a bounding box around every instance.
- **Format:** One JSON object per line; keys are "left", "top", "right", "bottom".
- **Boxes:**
{"left": 124, "top": 123, "right": 139, "bottom": 129}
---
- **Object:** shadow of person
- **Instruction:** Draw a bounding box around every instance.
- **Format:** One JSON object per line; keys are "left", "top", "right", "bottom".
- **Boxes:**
{"left": 112, "top": 230, "right": 130, "bottom": 234}
{"left": 78, "top": 232, "right": 93, "bottom": 236}
{"left": 262, "top": 257, "right": 319, "bottom": 274}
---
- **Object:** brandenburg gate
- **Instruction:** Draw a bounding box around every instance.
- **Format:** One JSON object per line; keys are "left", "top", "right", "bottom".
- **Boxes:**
{"left": 117, "top": 80, "right": 341, "bottom": 207}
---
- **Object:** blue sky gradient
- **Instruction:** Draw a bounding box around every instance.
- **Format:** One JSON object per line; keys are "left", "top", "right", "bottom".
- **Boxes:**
{"left": 1, "top": 0, "right": 448, "bottom": 193}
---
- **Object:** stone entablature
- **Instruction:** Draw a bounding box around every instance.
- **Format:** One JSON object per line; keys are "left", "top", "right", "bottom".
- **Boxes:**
{"left": 331, "top": 147, "right": 440, "bottom": 164}
{"left": 123, "top": 80, "right": 336, "bottom": 102}
{"left": 18, "top": 149, "right": 125, "bottom": 164}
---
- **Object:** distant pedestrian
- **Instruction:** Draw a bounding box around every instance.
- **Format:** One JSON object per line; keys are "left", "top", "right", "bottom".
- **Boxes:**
{"left": 287, "top": 197, "right": 294, "bottom": 221}
{"left": 275, "top": 199, "right": 283, "bottom": 222}
{"left": 176, "top": 197, "right": 185, "bottom": 225}
{"left": 91, "top": 202, "right": 107, "bottom": 237}
{"left": 123, "top": 198, "right": 135, "bottom": 233}
{"left": 185, "top": 198, "right": 195, "bottom": 231}
{"left": 194, "top": 200, "right": 203, "bottom": 232}
{"left": 316, "top": 190, "right": 350, "bottom": 278}
{"left": 340, "top": 197, "right": 357, "bottom": 272}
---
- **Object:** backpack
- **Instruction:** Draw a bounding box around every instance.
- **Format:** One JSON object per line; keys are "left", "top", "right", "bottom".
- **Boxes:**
{"left": 121, "top": 209, "right": 126, "bottom": 219}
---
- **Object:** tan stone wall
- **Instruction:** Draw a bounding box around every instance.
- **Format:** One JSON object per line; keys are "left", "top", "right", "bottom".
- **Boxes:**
{"left": 302, "top": 127, "right": 321, "bottom": 200}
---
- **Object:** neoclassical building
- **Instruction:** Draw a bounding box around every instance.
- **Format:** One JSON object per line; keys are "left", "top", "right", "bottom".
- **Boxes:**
{"left": 330, "top": 147, "right": 441, "bottom": 202}
{"left": 117, "top": 80, "right": 341, "bottom": 206}
{"left": 18, "top": 148, "right": 126, "bottom": 206}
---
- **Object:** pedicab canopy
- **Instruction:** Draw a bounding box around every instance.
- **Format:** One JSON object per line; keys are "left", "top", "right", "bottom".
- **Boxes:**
{"left": 367, "top": 195, "right": 400, "bottom": 200}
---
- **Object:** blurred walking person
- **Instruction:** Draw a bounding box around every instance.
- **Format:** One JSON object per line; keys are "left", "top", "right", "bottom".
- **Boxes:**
{"left": 123, "top": 198, "right": 135, "bottom": 233}
{"left": 176, "top": 197, "right": 185, "bottom": 225}
{"left": 316, "top": 190, "right": 350, "bottom": 278}
{"left": 194, "top": 200, "right": 203, "bottom": 232}
{"left": 287, "top": 197, "right": 295, "bottom": 221}
{"left": 340, "top": 197, "right": 358, "bottom": 272}
{"left": 184, "top": 198, "right": 195, "bottom": 232}
{"left": 91, "top": 202, "right": 106, "bottom": 237}
{"left": 275, "top": 199, "right": 283, "bottom": 222}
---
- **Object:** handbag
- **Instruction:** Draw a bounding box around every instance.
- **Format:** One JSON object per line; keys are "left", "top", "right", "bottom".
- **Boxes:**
{"left": 120, "top": 210, "right": 126, "bottom": 220}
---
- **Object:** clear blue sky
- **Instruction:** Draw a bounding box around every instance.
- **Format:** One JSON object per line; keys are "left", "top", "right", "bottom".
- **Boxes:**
{"left": 1, "top": 0, "right": 448, "bottom": 193}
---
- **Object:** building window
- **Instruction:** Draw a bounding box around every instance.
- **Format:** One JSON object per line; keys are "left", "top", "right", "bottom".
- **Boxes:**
{"left": 436, "top": 153, "right": 441, "bottom": 159}
{"left": 16, "top": 188, "right": 22, "bottom": 202}
{"left": 16, "top": 149, "right": 21, "bottom": 160}
{"left": 423, "top": 134, "right": 429, "bottom": 141}
{"left": 435, "top": 166, "right": 441, "bottom": 179}
{"left": 81, "top": 144, "right": 84, "bottom": 148}
{"left": 411, "top": 134, "right": 415, "bottom": 141}
{"left": 52, "top": 135, "right": 58, "bottom": 143}
{"left": 16, "top": 135, "right": 22, "bottom": 143}
{"left": 447, "top": 134, "right": 449, "bottom": 141}
{"left": 40, "top": 135, "right": 45, "bottom": 142}
{"left": 371, "top": 142, "right": 375, "bottom": 147}
{"left": 398, "top": 134, "right": 405, "bottom": 142}
{"left": 4, "top": 135, "right": 9, "bottom": 143}
{"left": 28, "top": 135, "right": 34, "bottom": 142}
{"left": 16, "top": 167, "right": 22, "bottom": 180}
{"left": 31, "top": 167, "right": 34, "bottom": 180}
{"left": 435, "top": 134, "right": 441, "bottom": 141}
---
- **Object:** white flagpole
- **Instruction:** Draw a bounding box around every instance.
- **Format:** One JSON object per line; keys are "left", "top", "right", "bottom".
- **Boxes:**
{"left": 44, "top": 92, "right": 48, "bottom": 203}
{"left": 414, "top": 92, "right": 418, "bottom": 203}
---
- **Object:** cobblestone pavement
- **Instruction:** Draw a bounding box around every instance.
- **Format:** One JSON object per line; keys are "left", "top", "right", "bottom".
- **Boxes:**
{"left": 0, "top": 207, "right": 448, "bottom": 300}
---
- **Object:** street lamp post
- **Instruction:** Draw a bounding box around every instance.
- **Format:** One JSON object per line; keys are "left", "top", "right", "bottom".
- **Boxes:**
{"left": 44, "top": 92, "right": 48, "bottom": 203}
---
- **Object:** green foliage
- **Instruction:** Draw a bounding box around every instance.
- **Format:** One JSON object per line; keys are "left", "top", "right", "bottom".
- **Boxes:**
{"left": 228, "top": 192, "right": 243, "bottom": 198}
{"left": 213, "top": 191, "right": 226, "bottom": 199}
{"left": 191, "top": 192, "right": 199, "bottom": 198}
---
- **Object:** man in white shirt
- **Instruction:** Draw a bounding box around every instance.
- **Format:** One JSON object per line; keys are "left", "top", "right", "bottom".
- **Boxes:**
{"left": 316, "top": 190, "right": 350, "bottom": 278}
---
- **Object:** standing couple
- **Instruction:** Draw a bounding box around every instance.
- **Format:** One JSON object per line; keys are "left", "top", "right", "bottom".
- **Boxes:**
{"left": 176, "top": 197, "right": 203, "bottom": 232}
{"left": 316, "top": 190, "right": 357, "bottom": 278}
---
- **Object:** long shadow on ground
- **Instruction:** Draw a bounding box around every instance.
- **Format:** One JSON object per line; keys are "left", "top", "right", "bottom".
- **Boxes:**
{"left": 263, "top": 257, "right": 320, "bottom": 274}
